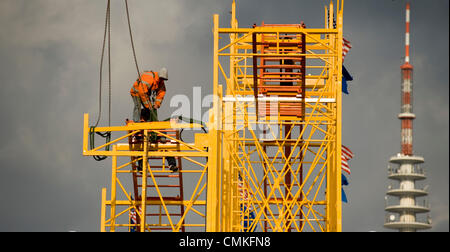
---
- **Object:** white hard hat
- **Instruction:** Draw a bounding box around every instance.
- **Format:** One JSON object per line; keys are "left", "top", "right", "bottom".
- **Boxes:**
{"left": 159, "top": 67, "right": 168, "bottom": 80}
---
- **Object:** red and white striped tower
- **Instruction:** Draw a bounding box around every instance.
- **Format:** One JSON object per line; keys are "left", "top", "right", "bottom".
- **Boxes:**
{"left": 399, "top": 2, "right": 414, "bottom": 156}
{"left": 385, "top": 2, "right": 431, "bottom": 232}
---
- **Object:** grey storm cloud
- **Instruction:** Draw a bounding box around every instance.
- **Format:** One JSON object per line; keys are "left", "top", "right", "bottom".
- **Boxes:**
{"left": 0, "top": 0, "right": 448, "bottom": 231}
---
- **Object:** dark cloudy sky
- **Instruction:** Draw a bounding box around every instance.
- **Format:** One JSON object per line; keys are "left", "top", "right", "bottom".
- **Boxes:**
{"left": 0, "top": 0, "right": 448, "bottom": 232}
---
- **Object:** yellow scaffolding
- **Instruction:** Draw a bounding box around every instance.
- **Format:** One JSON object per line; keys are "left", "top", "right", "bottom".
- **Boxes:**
{"left": 83, "top": 0, "right": 344, "bottom": 232}
{"left": 84, "top": 115, "right": 211, "bottom": 232}
{"left": 216, "top": 0, "right": 344, "bottom": 232}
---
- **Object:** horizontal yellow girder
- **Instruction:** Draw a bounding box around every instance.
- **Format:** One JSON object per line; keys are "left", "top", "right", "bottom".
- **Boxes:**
{"left": 92, "top": 121, "right": 204, "bottom": 133}
{"left": 83, "top": 113, "right": 208, "bottom": 157}
{"left": 115, "top": 143, "right": 207, "bottom": 152}
{"left": 105, "top": 200, "right": 206, "bottom": 206}
{"left": 218, "top": 27, "right": 337, "bottom": 34}
{"left": 84, "top": 150, "right": 209, "bottom": 157}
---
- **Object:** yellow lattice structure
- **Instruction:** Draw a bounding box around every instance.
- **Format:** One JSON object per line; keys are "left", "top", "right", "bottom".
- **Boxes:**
{"left": 217, "top": 0, "right": 345, "bottom": 232}
{"left": 83, "top": 0, "right": 345, "bottom": 232}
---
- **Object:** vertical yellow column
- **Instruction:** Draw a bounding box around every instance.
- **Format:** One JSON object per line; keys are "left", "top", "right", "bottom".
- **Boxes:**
{"left": 207, "top": 110, "right": 222, "bottom": 232}
{"left": 110, "top": 145, "right": 117, "bottom": 231}
{"left": 83, "top": 113, "right": 89, "bottom": 154}
{"left": 335, "top": 0, "right": 344, "bottom": 232}
{"left": 100, "top": 187, "right": 107, "bottom": 232}
{"left": 222, "top": 102, "right": 234, "bottom": 231}
{"left": 229, "top": 0, "right": 237, "bottom": 93}
{"left": 206, "top": 14, "right": 222, "bottom": 232}
{"left": 326, "top": 1, "right": 342, "bottom": 232}
{"left": 140, "top": 130, "right": 149, "bottom": 232}
{"left": 217, "top": 86, "right": 223, "bottom": 231}
{"left": 221, "top": 0, "right": 237, "bottom": 232}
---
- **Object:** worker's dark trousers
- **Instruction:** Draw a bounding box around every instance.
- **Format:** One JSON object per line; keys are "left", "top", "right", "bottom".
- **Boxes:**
{"left": 133, "top": 97, "right": 177, "bottom": 169}
{"left": 132, "top": 96, "right": 142, "bottom": 122}
{"left": 148, "top": 107, "right": 176, "bottom": 167}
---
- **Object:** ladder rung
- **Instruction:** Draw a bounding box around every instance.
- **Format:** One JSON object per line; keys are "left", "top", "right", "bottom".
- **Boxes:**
{"left": 136, "top": 174, "right": 180, "bottom": 178}
{"left": 256, "top": 42, "right": 304, "bottom": 46}
{"left": 262, "top": 50, "right": 303, "bottom": 53}
{"left": 258, "top": 85, "right": 303, "bottom": 90}
{"left": 136, "top": 184, "right": 180, "bottom": 188}
{"left": 261, "top": 57, "right": 304, "bottom": 61}
{"left": 145, "top": 166, "right": 171, "bottom": 169}
{"left": 261, "top": 23, "right": 303, "bottom": 27}
{"left": 257, "top": 65, "right": 304, "bottom": 69}
{"left": 153, "top": 174, "right": 180, "bottom": 178}
{"left": 261, "top": 80, "right": 302, "bottom": 83}
{"left": 147, "top": 213, "right": 183, "bottom": 216}
{"left": 147, "top": 185, "right": 180, "bottom": 188}
{"left": 261, "top": 72, "right": 303, "bottom": 76}
{"left": 260, "top": 77, "right": 302, "bottom": 80}
{"left": 147, "top": 196, "right": 181, "bottom": 201}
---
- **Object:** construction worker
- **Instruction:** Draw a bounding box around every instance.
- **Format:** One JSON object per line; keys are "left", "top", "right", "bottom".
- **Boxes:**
{"left": 130, "top": 67, "right": 178, "bottom": 172}
{"left": 130, "top": 68, "right": 167, "bottom": 123}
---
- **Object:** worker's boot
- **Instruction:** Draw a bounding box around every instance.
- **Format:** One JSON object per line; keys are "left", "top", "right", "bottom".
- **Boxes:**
{"left": 168, "top": 158, "right": 178, "bottom": 172}
{"left": 158, "top": 136, "right": 167, "bottom": 144}
{"left": 137, "top": 160, "right": 143, "bottom": 173}
{"left": 150, "top": 132, "right": 158, "bottom": 143}
{"left": 169, "top": 164, "right": 178, "bottom": 172}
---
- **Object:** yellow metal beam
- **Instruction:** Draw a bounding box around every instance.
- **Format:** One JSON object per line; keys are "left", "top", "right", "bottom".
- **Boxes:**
{"left": 100, "top": 188, "right": 107, "bottom": 232}
{"left": 140, "top": 130, "right": 148, "bottom": 232}
{"left": 94, "top": 121, "right": 205, "bottom": 132}
{"left": 105, "top": 200, "right": 206, "bottom": 206}
{"left": 218, "top": 27, "right": 337, "bottom": 34}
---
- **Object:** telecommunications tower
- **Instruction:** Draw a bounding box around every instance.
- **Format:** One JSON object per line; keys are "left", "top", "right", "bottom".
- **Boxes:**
{"left": 384, "top": 2, "right": 431, "bottom": 232}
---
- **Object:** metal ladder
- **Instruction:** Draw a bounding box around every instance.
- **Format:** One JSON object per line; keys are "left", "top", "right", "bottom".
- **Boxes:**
{"left": 128, "top": 129, "right": 185, "bottom": 232}
{"left": 255, "top": 22, "right": 306, "bottom": 118}
{"left": 253, "top": 22, "right": 306, "bottom": 232}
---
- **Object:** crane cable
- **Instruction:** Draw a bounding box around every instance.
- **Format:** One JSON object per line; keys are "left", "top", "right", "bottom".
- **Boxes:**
{"left": 90, "top": 0, "right": 142, "bottom": 161}
{"left": 124, "top": 0, "right": 142, "bottom": 84}
{"left": 94, "top": 0, "right": 111, "bottom": 128}
{"left": 90, "top": 0, "right": 112, "bottom": 161}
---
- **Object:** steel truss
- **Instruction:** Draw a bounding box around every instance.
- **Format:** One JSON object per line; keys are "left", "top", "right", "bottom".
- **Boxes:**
{"left": 83, "top": 0, "right": 344, "bottom": 232}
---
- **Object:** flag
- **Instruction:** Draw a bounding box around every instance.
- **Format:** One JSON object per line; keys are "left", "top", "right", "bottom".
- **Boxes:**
{"left": 342, "top": 38, "right": 352, "bottom": 62}
{"left": 241, "top": 205, "right": 257, "bottom": 232}
{"left": 341, "top": 174, "right": 349, "bottom": 186}
{"left": 342, "top": 188, "right": 348, "bottom": 203}
{"left": 238, "top": 173, "right": 257, "bottom": 231}
{"left": 341, "top": 145, "right": 354, "bottom": 175}
{"left": 342, "top": 65, "right": 353, "bottom": 95}
{"left": 342, "top": 174, "right": 349, "bottom": 203}
{"left": 341, "top": 146, "right": 353, "bottom": 204}
{"left": 238, "top": 173, "right": 250, "bottom": 202}
{"left": 342, "top": 145, "right": 354, "bottom": 160}
{"left": 329, "top": 10, "right": 354, "bottom": 94}
{"left": 129, "top": 208, "right": 137, "bottom": 232}
{"left": 341, "top": 38, "right": 353, "bottom": 94}
{"left": 341, "top": 157, "right": 351, "bottom": 175}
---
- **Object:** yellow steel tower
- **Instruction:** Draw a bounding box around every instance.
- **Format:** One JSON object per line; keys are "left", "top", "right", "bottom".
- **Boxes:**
{"left": 83, "top": 0, "right": 345, "bottom": 232}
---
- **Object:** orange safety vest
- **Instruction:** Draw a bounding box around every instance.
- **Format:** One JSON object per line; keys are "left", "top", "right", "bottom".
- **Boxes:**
{"left": 130, "top": 71, "right": 166, "bottom": 109}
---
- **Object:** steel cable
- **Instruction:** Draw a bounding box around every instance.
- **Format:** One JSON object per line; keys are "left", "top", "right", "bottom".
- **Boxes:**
{"left": 95, "top": 0, "right": 111, "bottom": 127}
{"left": 124, "top": 0, "right": 142, "bottom": 83}
{"left": 91, "top": 0, "right": 112, "bottom": 161}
